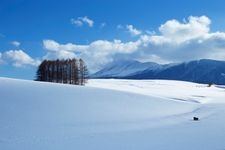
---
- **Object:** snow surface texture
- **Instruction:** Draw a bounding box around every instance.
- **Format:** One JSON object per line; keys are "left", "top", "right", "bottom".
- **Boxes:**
{"left": 1, "top": 77, "right": 225, "bottom": 150}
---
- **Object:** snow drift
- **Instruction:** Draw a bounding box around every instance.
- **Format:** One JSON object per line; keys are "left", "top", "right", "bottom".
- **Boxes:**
{"left": 1, "top": 77, "right": 225, "bottom": 150}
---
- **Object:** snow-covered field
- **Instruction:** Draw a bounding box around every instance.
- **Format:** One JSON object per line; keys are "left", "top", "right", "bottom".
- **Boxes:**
{"left": 1, "top": 77, "right": 225, "bottom": 150}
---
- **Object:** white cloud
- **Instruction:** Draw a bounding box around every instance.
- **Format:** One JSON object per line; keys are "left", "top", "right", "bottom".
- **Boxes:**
{"left": 44, "top": 16, "right": 225, "bottom": 72}
{"left": 43, "top": 39, "right": 88, "bottom": 52}
{"left": 80, "top": 16, "right": 94, "bottom": 27}
{"left": 157, "top": 16, "right": 211, "bottom": 44}
{"left": 43, "top": 39, "right": 141, "bottom": 71}
{"left": 11, "top": 41, "right": 21, "bottom": 47}
{"left": 43, "top": 39, "right": 60, "bottom": 51}
{"left": 1, "top": 50, "right": 40, "bottom": 67}
{"left": 71, "top": 16, "right": 94, "bottom": 27}
{"left": 71, "top": 19, "right": 83, "bottom": 27}
{"left": 126, "top": 24, "right": 142, "bottom": 36}
{"left": 135, "top": 16, "right": 225, "bottom": 62}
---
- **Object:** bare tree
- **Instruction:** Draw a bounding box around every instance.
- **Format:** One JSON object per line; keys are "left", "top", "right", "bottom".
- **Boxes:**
{"left": 79, "top": 59, "right": 89, "bottom": 85}
{"left": 36, "top": 58, "right": 88, "bottom": 85}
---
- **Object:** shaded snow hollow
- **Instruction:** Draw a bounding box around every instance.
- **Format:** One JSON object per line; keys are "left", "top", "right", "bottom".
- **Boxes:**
{"left": 1, "top": 77, "right": 225, "bottom": 150}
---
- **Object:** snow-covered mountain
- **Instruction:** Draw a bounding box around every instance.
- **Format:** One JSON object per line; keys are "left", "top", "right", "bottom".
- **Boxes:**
{"left": 92, "top": 59, "right": 225, "bottom": 85}
{"left": 1, "top": 77, "right": 225, "bottom": 150}
{"left": 91, "top": 59, "right": 161, "bottom": 78}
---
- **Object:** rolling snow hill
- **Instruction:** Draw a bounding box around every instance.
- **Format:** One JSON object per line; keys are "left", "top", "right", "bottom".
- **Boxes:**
{"left": 1, "top": 77, "right": 225, "bottom": 150}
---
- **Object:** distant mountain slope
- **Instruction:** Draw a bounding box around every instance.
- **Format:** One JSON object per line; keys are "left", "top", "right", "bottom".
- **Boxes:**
{"left": 92, "top": 59, "right": 225, "bottom": 85}
{"left": 91, "top": 59, "right": 161, "bottom": 78}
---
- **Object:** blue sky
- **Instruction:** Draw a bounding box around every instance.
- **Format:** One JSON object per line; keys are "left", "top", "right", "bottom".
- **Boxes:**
{"left": 1, "top": 0, "right": 225, "bottom": 79}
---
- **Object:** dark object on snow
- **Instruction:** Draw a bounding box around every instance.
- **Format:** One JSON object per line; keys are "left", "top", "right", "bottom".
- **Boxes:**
{"left": 207, "top": 83, "right": 213, "bottom": 87}
{"left": 193, "top": 117, "right": 199, "bottom": 121}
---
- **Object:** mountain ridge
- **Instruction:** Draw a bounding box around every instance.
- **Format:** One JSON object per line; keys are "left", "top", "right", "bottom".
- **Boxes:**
{"left": 91, "top": 59, "right": 225, "bottom": 85}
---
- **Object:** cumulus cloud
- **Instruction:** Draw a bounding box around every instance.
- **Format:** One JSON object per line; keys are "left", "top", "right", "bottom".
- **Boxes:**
{"left": 71, "top": 16, "right": 94, "bottom": 27}
{"left": 158, "top": 16, "right": 211, "bottom": 44}
{"left": 137, "top": 15, "right": 225, "bottom": 62}
{"left": 1, "top": 50, "right": 40, "bottom": 67}
{"left": 43, "top": 39, "right": 141, "bottom": 71}
{"left": 5, "top": 16, "right": 225, "bottom": 75}
{"left": 11, "top": 41, "right": 21, "bottom": 47}
{"left": 43, "top": 16, "right": 225, "bottom": 72}
{"left": 126, "top": 25, "right": 142, "bottom": 36}
{"left": 43, "top": 39, "right": 88, "bottom": 52}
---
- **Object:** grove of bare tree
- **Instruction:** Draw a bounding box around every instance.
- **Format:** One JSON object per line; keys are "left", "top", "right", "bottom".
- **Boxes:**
{"left": 36, "top": 58, "right": 88, "bottom": 85}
